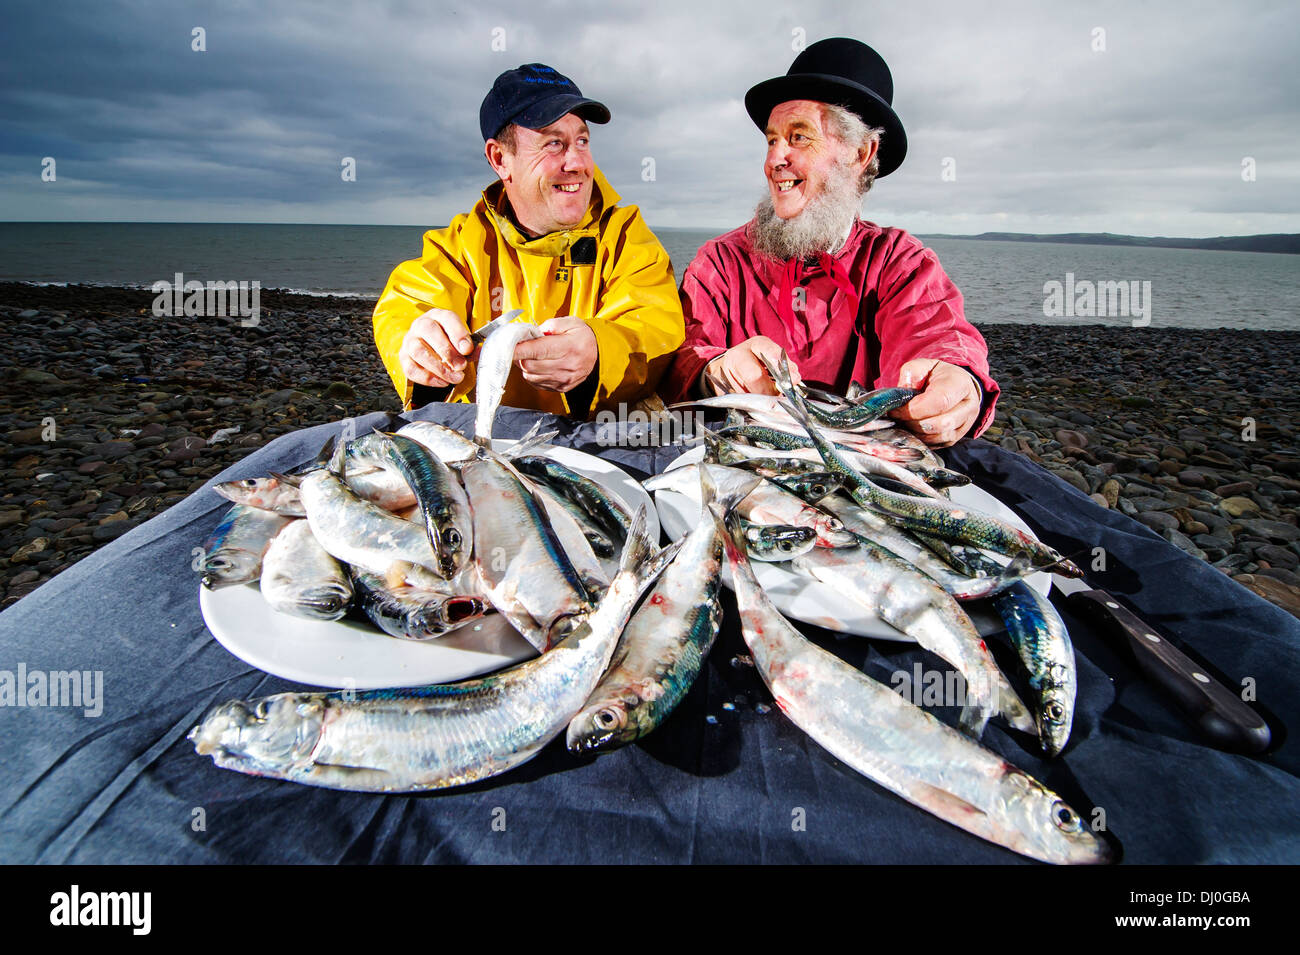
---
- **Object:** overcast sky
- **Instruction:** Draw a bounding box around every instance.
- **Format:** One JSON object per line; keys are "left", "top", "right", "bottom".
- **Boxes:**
{"left": 2, "top": 0, "right": 1297, "bottom": 235}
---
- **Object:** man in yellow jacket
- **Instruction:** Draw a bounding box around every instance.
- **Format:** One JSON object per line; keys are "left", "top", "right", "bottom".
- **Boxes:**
{"left": 373, "top": 63, "right": 685, "bottom": 418}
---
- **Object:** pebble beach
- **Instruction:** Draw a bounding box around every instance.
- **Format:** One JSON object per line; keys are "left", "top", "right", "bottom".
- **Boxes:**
{"left": 1, "top": 282, "right": 1297, "bottom": 618}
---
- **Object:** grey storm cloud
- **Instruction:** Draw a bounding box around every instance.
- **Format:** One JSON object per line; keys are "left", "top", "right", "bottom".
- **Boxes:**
{"left": 0, "top": 0, "right": 1296, "bottom": 235}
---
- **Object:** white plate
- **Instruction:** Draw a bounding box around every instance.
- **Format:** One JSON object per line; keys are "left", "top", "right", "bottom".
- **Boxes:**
{"left": 200, "top": 440, "right": 659, "bottom": 689}
{"left": 653, "top": 448, "right": 1051, "bottom": 641}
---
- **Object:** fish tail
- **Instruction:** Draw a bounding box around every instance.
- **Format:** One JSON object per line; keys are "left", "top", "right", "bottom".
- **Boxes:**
{"left": 700, "top": 425, "right": 724, "bottom": 463}
{"left": 706, "top": 464, "right": 763, "bottom": 513}
{"left": 326, "top": 434, "right": 348, "bottom": 477}
{"left": 501, "top": 422, "right": 559, "bottom": 460}
{"left": 617, "top": 506, "right": 651, "bottom": 577}
{"left": 713, "top": 500, "right": 749, "bottom": 565}
{"left": 752, "top": 348, "right": 793, "bottom": 395}
{"left": 699, "top": 460, "right": 719, "bottom": 509}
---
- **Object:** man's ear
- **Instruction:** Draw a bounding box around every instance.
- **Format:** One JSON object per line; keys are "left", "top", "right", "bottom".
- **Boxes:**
{"left": 485, "top": 140, "right": 511, "bottom": 181}
{"left": 855, "top": 137, "right": 879, "bottom": 173}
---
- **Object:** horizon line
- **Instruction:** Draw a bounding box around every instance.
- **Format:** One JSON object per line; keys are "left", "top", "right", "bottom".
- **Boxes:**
{"left": 1, "top": 220, "right": 1297, "bottom": 241}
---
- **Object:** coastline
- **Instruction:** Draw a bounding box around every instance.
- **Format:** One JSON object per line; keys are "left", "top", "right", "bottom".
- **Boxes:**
{"left": 1, "top": 283, "right": 1297, "bottom": 617}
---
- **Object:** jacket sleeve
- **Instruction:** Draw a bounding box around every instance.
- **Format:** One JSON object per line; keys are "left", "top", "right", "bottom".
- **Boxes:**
{"left": 872, "top": 234, "right": 1000, "bottom": 438}
{"left": 580, "top": 209, "right": 686, "bottom": 415}
{"left": 372, "top": 223, "right": 475, "bottom": 409}
{"left": 661, "top": 243, "right": 731, "bottom": 404}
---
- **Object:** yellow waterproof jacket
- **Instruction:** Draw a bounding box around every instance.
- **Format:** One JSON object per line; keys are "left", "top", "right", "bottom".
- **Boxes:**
{"left": 373, "top": 167, "right": 685, "bottom": 417}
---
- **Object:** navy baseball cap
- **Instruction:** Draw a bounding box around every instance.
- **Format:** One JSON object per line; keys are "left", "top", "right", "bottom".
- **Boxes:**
{"left": 480, "top": 63, "right": 611, "bottom": 142}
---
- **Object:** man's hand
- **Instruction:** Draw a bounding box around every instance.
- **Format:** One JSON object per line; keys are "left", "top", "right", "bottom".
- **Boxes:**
{"left": 398, "top": 308, "right": 474, "bottom": 388}
{"left": 890, "top": 358, "right": 981, "bottom": 447}
{"left": 514, "top": 317, "right": 598, "bottom": 393}
{"left": 703, "top": 336, "right": 802, "bottom": 396}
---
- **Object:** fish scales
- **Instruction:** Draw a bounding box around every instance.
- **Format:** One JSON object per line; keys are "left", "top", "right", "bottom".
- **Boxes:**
{"left": 190, "top": 512, "right": 654, "bottom": 792}
{"left": 717, "top": 504, "right": 1110, "bottom": 865}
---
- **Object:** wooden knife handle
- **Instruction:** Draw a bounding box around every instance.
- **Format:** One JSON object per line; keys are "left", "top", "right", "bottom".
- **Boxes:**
{"left": 1065, "top": 589, "right": 1271, "bottom": 754}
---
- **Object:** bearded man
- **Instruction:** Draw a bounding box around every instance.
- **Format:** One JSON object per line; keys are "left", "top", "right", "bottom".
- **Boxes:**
{"left": 664, "top": 38, "right": 997, "bottom": 447}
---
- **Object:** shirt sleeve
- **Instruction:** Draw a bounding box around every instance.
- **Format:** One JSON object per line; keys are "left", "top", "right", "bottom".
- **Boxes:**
{"left": 579, "top": 209, "right": 686, "bottom": 417}
{"left": 662, "top": 244, "right": 731, "bottom": 404}
{"left": 372, "top": 223, "right": 475, "bottom": 409}
{"left": 872, "top": 234, "right": 1000, "bottom": 437}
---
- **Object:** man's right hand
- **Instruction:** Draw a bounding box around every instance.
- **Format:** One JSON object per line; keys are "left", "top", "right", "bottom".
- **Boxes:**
{"left": 702, "top": 335, "right": 801, "bottom": 396}
{"left": 398, "top": 309, "right": 475, "bottom": 388}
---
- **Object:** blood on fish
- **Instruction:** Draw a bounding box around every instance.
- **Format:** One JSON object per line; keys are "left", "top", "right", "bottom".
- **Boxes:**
{"left": 650, "top": 593, "right": 665, "bottom": 605}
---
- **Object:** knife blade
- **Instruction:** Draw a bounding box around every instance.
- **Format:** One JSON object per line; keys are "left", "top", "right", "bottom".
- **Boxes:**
{"left": 469, "top": 308, "right": 526, "bottom": 345}
{"left": 1051, "top": 574, "right": 1270, "bottom": 754}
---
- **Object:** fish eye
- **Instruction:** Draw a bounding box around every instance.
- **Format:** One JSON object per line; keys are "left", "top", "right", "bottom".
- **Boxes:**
{"left": 445, "top": 529, "right": 461, "bottom": 547}
{"left": 1044, "top": 700, "right": 1066, "bottom": 723}
{"left": 254, "top": 700, "right": 270, "bottom": 720}
{"left": 594, "top": 707, "right": 622, "bottom": 729}
{"left": 779, "top": 540, "right": 794, "bottom": 552}
{"left": 242, "top": 479, "right": 258, "bottom": 487}
{"left": 811, "top": 484, "right": 826, "bottom": 496}
{"left": 1051, "top": 800, "right": 1080, "bottom": 831}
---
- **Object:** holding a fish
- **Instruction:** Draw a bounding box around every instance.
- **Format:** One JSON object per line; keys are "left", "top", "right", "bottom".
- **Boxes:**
{"left": 660, "top": 38, "right": 995, "bottom": 449}
{"left": 372, "top": 62, "right": 684, "bottom": 418}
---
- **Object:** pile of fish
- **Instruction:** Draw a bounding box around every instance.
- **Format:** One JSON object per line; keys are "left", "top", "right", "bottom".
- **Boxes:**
{"left": 189, "top": 323, "right": 1110, "bottom": 863}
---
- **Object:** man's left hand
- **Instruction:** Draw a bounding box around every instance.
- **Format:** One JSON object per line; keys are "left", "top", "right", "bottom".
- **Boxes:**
{"left": 890, "top": 358, "right": 981, "bottom": 447}
{"left": 514, "top": 317, "right": 598, "bottom": 393}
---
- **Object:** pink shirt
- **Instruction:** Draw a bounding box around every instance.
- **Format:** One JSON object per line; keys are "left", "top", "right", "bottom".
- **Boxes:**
{"left": 664, "top": 219, "right": 1000, "bottom": 438}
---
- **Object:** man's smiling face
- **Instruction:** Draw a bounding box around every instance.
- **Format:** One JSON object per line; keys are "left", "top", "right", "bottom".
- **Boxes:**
{"left": 764, "top": 100, "right": 858, "bottom": 220}
{"left": 490, "top": 113, "right": 595, "bottom": 237}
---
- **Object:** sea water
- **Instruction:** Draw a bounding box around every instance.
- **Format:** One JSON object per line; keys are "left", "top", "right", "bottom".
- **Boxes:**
{"left": 0, "top": 222, "right": 1295, "bottom": 330}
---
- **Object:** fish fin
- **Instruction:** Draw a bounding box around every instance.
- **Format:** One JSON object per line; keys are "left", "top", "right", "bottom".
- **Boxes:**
{"left": 326, "top": 433, "right": 348, "bottom": 478}
{"left": 714, "top": 500, "right": 749, "bottom": 564}
{"left": 911, "top": 779, "right": 989, "bottom": 820}
{"left": 268, "top": 471, "right": 302, "bottom": 489}
{"left": 639, "top": 536, "right": 685, "bottom": 585}
{"left": 501, "top": 423, "right": 559, "bottom": 460}
{"left": 998, "top": 553, "right": 1036, "bottom": 584}
{"left": 996, "top": 677, "right": 1039, "bottom": 735}
{"left": 699, "top": 424, "right": 725, "bottom": 464}
{"left": 957, "top": 704, "right": 991, "bottom": 738}
{"left": 753, "top": 349, "right": 787, "bottom": 391}
{"left": 704, "top": 464, "right": 763, "bottom": 515}
{"left": 616, "top": 506, "right": 651, "bottom": 577}
{"left": 385, "top": 561, "right": 414, "bottom": 590}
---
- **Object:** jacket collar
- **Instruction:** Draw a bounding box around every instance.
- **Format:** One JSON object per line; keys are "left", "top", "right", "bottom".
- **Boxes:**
{"left": 481, "top": 166, "right": 620, "bottom": 256}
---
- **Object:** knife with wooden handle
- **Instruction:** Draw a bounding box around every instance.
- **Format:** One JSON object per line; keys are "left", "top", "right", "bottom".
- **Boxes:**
{"left": 1052, "top": 575, "right": 1271, "bottom": 754}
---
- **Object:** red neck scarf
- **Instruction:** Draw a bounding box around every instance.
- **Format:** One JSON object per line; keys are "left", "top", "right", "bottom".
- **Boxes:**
{"left": 776, "top": 251, "right": 859, "bottom": 352}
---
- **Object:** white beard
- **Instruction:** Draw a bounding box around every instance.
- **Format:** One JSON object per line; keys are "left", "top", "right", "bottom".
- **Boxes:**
{"left": 749, "top": 159, "right": 862, "bottom": 262}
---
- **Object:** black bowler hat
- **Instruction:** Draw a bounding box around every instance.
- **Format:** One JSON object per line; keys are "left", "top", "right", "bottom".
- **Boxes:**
{"left": 480, "top": 63, "right": 611, "bottom": 142}
{"left": 744, "top": 37, "right": 908, "bottom": 177}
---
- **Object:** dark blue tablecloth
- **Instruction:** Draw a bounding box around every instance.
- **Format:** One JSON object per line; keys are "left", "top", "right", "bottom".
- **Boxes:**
{"left": 1, "top": 405, "right": 1296, "bottom": 864}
